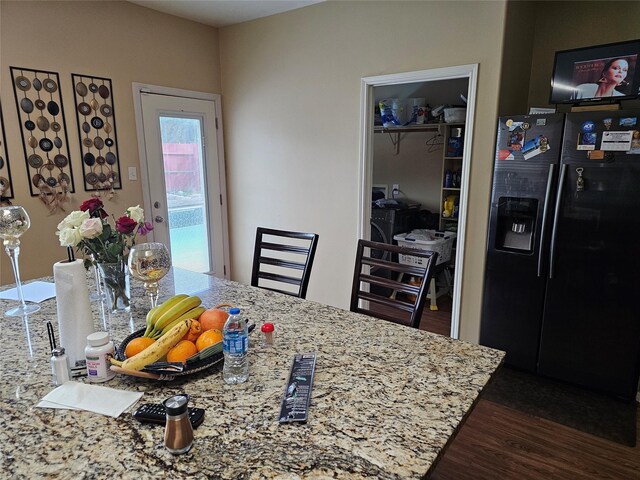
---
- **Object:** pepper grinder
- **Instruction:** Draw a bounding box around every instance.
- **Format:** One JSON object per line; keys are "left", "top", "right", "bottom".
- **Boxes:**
{"left": 163, "top": 394, "right": 194, "bottom": 455}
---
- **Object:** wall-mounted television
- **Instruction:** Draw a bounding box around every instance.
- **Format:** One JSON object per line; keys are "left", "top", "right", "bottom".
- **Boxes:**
{"left": 549, "top": 39, "right": 640, "bottom": 104}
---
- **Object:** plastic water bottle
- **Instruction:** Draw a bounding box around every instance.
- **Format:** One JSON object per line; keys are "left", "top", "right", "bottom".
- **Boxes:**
{"left": 223, "top": 308, "right": 249, "bottom": 384}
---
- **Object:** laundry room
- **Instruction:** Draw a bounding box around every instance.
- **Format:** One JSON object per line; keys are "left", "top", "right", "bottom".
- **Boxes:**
{"left": 371, "top": 77, "right": 469, "bottom": 334}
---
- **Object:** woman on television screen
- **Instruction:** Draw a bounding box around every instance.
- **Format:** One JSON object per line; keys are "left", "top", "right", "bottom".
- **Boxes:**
{"left": 571, "top": 58, "right": 629, "bottom": 99}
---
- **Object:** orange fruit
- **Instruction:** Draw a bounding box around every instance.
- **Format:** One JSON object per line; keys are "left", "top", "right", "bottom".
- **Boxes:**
{"left": 181, "top": 319, "right": 202, "bottom": 342}
{"left": 195, "top": 329, "right": 223, "bottom": 352}
{"left": 166, "top": 340, "right": 198, "bottom": 364}
{"left": 199, "top": 308, "right": 228, "bottom": 331}
{"left": 125, "top": 337, "right": 156, "bottom": 358}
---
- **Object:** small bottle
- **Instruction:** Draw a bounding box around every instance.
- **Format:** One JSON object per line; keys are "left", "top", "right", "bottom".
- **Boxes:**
{"left": 444, "top": 169, "right": 453, "bottom": 188}
{"left": 85, "top": 332, "right": 116, "bottom": 383}
{"left": 223, "top": 308, "right": 249, "bottom": 384}
{"left": 261, "top": 322, "right": 275, "bottom": 347}
{"left": 51, "top": 347, "right": 70, "bottom": 386}
{"left": 163, "top": 394, "right": 194, "bottom": 455}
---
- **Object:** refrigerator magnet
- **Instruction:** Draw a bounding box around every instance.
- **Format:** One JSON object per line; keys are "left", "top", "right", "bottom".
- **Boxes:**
{"left": 603, "top": 118, "right": 613, "bottom": 130}
{"left": 619, "top": 117, "right": 637, "bottom": 127}
{"left": 627, "top": 131, "right": 640, "bottom": 154}
{"left": 601, "top": 131, "right": 633, "bottom": 151}
{"left": 581, "top": 121, "right": 595, "bottom": 133}
{"left": 588, "top": 150, "right": 604, "bottom": 160}
{"left": 577, "top": 132, "right": 597, "bottom": 150}
{"left": 498, "top": 149, "right": 515, "bottom": 161}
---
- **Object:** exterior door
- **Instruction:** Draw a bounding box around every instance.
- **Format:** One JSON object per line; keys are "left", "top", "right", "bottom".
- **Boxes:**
{"left": 139, "top": 92, "right": 228, "bottom": 277}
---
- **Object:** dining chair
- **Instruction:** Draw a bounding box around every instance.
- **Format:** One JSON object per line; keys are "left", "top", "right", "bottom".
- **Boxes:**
{"left": 350, "top": 239, "right": 438, "bottom": 328}
{"left": 251, "top": 227, "right": 319, "bottom": 299}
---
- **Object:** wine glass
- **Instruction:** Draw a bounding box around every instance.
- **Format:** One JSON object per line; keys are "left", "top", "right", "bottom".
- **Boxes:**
{"left": 0, "top": 206, "right": 41, "bottom": 316}
{"left": 128, "top": 242, "right": 171, "bottom": 308}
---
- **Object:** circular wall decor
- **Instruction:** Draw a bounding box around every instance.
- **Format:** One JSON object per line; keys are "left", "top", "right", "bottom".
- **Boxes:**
{"left": 43, "top": 79, "right": 58, "bottom": 93}
{"left": 32, "top": 78, "right": 42, "bottom": 91}
{"left": 15, "top": 76, "right": 31, "bottom": 91}
{"left": 75, "top": 82, "right": 88, "bottom": 97}
{"left": 20, "top": 98, "right": 34, "bottom": 114}
{"left": 47, "top": 101, "right": 60, "bottom": 116}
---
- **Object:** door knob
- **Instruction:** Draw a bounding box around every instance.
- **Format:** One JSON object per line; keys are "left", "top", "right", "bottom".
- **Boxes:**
{"left": 154, "top": 201, "right": 161, "bottom": 208}
{"left": 154, "top": 215, "right": 164, "bottom": 223}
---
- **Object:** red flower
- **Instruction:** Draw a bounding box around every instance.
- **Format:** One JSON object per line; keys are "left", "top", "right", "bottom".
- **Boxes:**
{"left": 115, "top": 216, "right": 137, "bottom": 234}
{"left": 79, "top": 198, "right": 107, "bottom": 218}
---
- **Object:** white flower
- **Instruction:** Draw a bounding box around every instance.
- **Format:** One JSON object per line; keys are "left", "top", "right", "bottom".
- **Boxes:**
{"left": 127, "top": 205, "right": 144, "bottom": 223}
{"left": 79, "top": 218, "right": 103, "bottom": 239}
{"left": 57, "top": 210, "right": 89, "bottom": 230}
{"left": 57, "top": 227, "right": 82, "bottom": 247}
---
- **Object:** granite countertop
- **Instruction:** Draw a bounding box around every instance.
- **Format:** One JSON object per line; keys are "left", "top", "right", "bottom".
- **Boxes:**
{"left": 0, "top": 268, "right": 504, "bottom": 479}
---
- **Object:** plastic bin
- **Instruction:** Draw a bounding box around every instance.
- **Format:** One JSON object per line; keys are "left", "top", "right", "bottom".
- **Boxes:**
{"left": 394, "top": 229, "right": 456, "bottom": 266}
{"left": 444, "top": 108, "right": 466, "bottom": 123}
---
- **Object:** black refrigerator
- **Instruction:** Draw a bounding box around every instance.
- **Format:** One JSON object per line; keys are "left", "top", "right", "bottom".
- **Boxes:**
{"left": 481, "top": 110, "right": 640, "bottom": 400}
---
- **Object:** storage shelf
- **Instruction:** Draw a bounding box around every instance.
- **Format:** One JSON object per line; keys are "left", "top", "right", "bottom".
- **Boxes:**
{"left": 374, "top": 124, "right": 443, "bottom": 133}
{"left": 442, "top": 217, "right": 459, "bottom": 222}
{"left": 442, "top": 187, "right": 461, "bottom": 191}
{"left": 444, "top": 156, "right": 463, "bottom": 160}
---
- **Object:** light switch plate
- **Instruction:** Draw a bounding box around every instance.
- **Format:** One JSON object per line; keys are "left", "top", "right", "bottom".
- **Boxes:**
{"left": 128, "top": 167, "right": 137, "bottom": 181}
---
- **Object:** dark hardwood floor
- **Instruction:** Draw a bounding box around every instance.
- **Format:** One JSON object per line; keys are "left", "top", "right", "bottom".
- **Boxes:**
{"left": 419, "top": 294, "right": 639, "bottom": 479}
{"left": 429, "top": 398, "right": 640, "bottom": 480}
{"left": 374, "top": 290, "right": 640, "bottom": 479}
{"left": 418, "top": 293, "right": 452, "bottom": 336}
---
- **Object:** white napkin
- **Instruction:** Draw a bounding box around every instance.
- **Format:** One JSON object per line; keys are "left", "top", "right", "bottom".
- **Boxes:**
{"left": 37, "top": 381, "right": 143, "bottom": 418}
{"left": 0, "top": 281, "right": 56, "bottom": 303}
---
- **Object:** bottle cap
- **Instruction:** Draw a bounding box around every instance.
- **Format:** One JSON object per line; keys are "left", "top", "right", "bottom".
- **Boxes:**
{"left": 87, "top": 331, "right": 110, "bottom": 347}
{"left": 51, "top": 347, "right": 66, "bottom": 357}
{"left": 163, "top": 394, "right": 189, "bottom": 416}
{"left": 261, "top": 322, "right": 274, "bottom": 333}
{"left": 229, "top": 308, "right": 240, "bottom": 315}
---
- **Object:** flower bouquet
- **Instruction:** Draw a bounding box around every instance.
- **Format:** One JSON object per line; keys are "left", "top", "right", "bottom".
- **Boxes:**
{"left": 56, "top": 198, "right": 153, "bottom": 312}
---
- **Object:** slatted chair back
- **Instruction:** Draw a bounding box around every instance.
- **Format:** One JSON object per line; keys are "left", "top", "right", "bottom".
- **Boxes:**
{"left": 350, "top": 239, "right": 438, "bottom": 328}
{"left": 251, "top": 227, "right": 319, "bottom": 299}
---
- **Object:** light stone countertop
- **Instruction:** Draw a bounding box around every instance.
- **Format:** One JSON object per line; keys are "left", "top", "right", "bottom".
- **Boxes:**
{"left": 0, "top": 268, "right": 504, "bottom": 479}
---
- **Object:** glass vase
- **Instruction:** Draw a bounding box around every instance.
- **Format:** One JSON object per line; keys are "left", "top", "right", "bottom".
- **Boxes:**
{"left": 97, "top": 261, "right": 131, "bottom": 313}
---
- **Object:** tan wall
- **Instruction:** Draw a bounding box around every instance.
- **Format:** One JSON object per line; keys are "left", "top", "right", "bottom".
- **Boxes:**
{"left": 220, "top": 1, "right": 507, "bottom": 343}
{"left": 0, "top": 0, "right": 220, "bottom": 284}
{"left": 528, "top": 1, "right": 640, "bottom": 109}
{"left": 498, "top": 0, "right": 537, "bottom": 116}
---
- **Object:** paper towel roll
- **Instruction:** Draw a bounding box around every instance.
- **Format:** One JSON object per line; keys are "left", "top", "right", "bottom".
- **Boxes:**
{"left": 53, "top": 259, "right": 95, "bottom": 369}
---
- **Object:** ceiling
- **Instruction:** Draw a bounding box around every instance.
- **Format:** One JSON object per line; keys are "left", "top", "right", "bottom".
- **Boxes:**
{"left": 128, "top": 0, "right": 323, "bottom": 28}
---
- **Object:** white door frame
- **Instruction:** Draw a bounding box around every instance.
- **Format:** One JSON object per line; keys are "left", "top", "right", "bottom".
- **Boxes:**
{"left": 132, "top": 83, "right": 230, "bottom": 278}
{"left": 358, "top": 64, "right": 478, "bottom": 339}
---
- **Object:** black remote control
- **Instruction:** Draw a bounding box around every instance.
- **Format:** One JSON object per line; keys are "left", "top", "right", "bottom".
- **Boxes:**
{"left": 133, "top": 403, "right": 205, "bottom": 429}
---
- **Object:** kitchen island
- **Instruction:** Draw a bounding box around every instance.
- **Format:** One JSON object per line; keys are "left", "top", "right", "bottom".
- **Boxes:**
{"left": 0, "top": 268, "right": 504, "bottom": 479}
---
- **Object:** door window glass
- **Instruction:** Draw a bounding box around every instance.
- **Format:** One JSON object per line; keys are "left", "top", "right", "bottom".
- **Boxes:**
{"left": 159, "top": 116, "right": 210, "bottom": 272}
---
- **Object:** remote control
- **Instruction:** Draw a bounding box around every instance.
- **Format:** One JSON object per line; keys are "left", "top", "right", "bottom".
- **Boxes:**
{"left": 132, "top": 403, "right": 205, "bottom": 429}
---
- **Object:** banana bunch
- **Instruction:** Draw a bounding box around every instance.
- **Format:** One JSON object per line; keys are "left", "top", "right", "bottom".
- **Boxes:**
{"left": 112, "top": 318, "right": 193, "bottom": 371}
{"left": 143, "top": 294, "right": 206, "bottom": 339}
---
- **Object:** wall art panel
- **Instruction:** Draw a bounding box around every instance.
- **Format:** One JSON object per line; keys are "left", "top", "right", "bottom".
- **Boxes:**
{"left": 0, "top": 102, "right": 15, "bottom": 202}
{"left": 71, "top": 74, "right": 121, "bottom": 195}
{"left": 10, "top": 67, "right": 74, "bottom": 212}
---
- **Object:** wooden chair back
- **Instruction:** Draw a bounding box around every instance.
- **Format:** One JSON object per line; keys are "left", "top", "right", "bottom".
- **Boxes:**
{"left": 251, "top": 227, "right": 319, "bottom": 299}
{"left": 350, "top": 239, "right": 438, "bottom": 328}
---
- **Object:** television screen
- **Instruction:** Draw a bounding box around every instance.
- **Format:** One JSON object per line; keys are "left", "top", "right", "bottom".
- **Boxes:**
{"left": 549, "top": 39, "right": 640, "bottom": 104}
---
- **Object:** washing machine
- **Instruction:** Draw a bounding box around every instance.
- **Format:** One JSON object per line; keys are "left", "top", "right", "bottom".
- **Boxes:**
{"left": 369, "top": 206, "right": 420, "bottom": 295}
{"left": 370, "top": 206, "right": 420, "bottom": 246}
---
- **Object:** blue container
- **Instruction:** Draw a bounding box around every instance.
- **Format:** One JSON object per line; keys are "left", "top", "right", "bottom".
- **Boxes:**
{"left": 446, "top": 137, "right": 463, "bottom": 157}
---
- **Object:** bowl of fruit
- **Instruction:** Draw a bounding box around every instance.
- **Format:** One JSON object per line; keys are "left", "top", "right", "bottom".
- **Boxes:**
{"left": 112, "top": 295, "right": 235, "bottom": 380}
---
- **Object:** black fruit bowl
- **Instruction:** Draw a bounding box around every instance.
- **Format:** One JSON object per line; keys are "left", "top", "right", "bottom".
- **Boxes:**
{"left": 115, "top": 328, "right": 224, "bottom": 377}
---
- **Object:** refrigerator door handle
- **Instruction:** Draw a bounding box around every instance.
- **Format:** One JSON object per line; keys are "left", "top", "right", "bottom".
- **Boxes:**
{"left": 537, "top": 163, "right": 555, "bottom": 277}
{"left": 549, "top": 163, "right": 567, "bottom": 279}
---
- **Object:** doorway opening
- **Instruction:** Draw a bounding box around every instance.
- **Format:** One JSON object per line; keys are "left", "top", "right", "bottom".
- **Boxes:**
{"left": 132, "top": 84, "right": 230, "bottom": 279}
{"left": 359, "top": 65, "right": 479, "bottom": 339}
